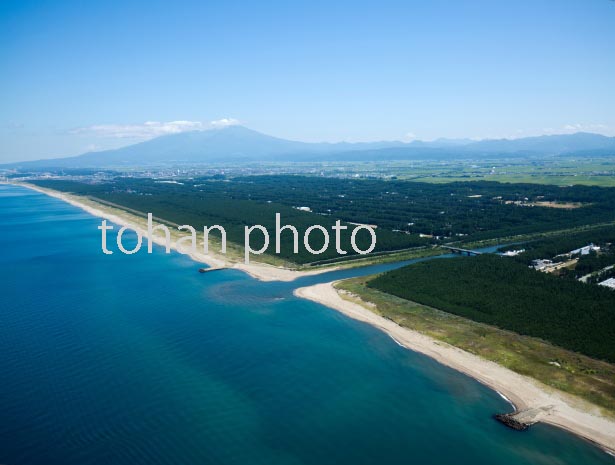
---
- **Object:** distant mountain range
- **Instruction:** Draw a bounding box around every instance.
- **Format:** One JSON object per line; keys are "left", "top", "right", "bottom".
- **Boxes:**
{"left": 4, "top": 126, "right": 615, "bottom": 169}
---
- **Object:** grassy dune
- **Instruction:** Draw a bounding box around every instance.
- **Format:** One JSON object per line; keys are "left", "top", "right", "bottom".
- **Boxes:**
{"left": 336, "top": 277, "right": 615, "bottom": 414}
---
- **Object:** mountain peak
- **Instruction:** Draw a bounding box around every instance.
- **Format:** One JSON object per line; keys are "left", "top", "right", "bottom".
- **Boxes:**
{"left": 3, "top": 129, "right": 614, "bottom": 168}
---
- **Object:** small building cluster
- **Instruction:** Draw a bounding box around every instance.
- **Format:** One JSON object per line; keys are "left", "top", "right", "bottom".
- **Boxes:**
{"left": 530, "top": 243, "right": 601, "bottom": 273}
{"left": 531, "top": 259, "right": 554, "bottom": 271}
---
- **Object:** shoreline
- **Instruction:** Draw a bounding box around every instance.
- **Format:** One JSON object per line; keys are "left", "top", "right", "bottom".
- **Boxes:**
{"left": 16, "top": 183, "right": 333, "bottom": 282}
{"left": 294, "top": 281, "right": 615, "bottom": 456}
{"left": 10, "top": 182, "right": 615, "bottom": 455}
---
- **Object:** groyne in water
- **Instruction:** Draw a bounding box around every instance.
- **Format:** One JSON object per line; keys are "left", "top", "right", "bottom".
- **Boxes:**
{"left": 495, "top": 406, "right": 553, "bottom": 431}
{"left": 198, "top": 267, "right": 226, "bottom": 273}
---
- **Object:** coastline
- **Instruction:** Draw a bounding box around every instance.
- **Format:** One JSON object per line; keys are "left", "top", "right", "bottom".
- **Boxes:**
{"left": 294, "top": 281, "right": 615, "bottom": 456}
{"left": 11, "top": 182, "right": 615, "bottom": 455}
{"left": 17, "top": 183, "right": 333, "bottom": 282}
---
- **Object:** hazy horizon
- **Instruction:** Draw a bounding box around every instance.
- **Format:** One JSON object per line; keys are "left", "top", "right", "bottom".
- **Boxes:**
{"left": 3, "top": 124, "right": 615, "bottom": 165}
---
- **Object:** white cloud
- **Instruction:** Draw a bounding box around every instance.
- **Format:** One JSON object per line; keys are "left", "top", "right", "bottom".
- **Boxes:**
{"left": 548, "top": 123, "right": 610, "bottom": 135}
{"left": 72, "top": 118, "right": 240, "bottom": 139}
{"left": 84, "top": 143, "right": 102, "bottom": 152}
{"left": 210, "top": 118, "right": 240, "bottom": 128}
{"left": 503, "top": 124, "right": 614, "bottom": 139}
{"left": 563, "top": 123, "right": 596, "bottom": 132}
{"left": 402, "top": 132, "right": 417, "bottom": 142}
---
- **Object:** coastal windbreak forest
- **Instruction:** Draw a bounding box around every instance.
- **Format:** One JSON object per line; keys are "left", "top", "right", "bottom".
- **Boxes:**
{"left": 33, "top": 176, "right": 615, "bottom": 264}
{"left": 368, "top": 255, "right": 615, "bottom": 362}
{"left": 33, "top": 179, "right": 416, "bottom": 264}
{"left": 225, "top": 175, "right": 615, "bottom": 239}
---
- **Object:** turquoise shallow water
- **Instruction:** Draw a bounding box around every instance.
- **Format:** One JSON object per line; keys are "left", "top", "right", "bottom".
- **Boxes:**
{"left": 0, "top": 184, "right": 613, "bottom": 465}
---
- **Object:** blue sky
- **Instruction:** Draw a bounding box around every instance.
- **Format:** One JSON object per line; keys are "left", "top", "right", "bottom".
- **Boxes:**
{"left": 1, "top": 0, "right": 614, "bottom": 162}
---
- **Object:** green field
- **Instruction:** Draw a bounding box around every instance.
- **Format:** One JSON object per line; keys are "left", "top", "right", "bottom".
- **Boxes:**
{"left": 406, "top": 159, "right": 615, "bottom": 187}
{"left": 415, "top": 174, "right": 615, "bottom": 187}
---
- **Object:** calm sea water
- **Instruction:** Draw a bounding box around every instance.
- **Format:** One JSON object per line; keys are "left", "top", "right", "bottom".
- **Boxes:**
{"left": 0, "top": 184, "right": 613, "bottom": 465}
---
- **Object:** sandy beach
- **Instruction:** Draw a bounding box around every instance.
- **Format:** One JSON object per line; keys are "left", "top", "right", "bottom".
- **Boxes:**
{"left": 19, "top": 183, "right": 332, "bottom": 282}
{"left": 294, "top": 281, "right": 615, "bottom": 455}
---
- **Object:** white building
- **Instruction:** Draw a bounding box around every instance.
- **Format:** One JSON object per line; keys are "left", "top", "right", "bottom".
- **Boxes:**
{"left": 531, "top": 259, "right": 553, "bottom": 271}
{"left": 598, "top": 278, "right": 615, "bottom": 290}
{"left": 570, "top": 244, "right": 600, "bottom": 256}
{"left": 502, "top": 249, "right": 525, "bottom": 257}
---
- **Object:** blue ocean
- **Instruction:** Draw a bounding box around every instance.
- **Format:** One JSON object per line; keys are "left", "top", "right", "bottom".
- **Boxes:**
{"left": 0, "top": 184, "right": 613, "bottom": 465}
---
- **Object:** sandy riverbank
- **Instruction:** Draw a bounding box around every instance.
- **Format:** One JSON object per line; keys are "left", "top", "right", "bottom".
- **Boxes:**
{"left": 19, "top": 183, "right": 332, "bottom": 282}
{"left": 294, "top": 281, "right": 615, "bottom": 455}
